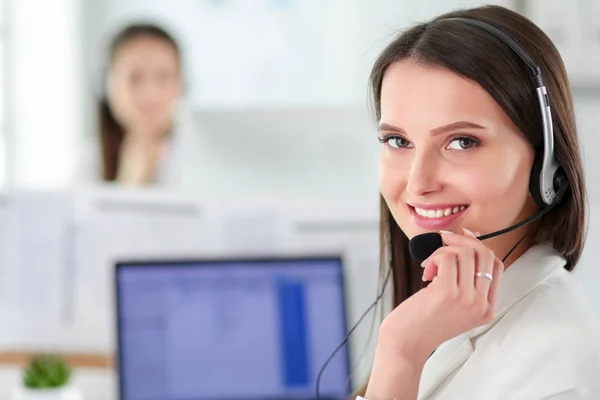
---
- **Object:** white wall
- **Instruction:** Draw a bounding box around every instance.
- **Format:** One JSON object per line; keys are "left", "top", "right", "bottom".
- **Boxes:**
{"left": 6, "top": 0, "right": 83, "bottom": 188}
{"left": 571, "top": 96, "right": 600, "bottom": 316}
{"left": 574, "top": 96, "right": 600, "bottom": 202}
{"left": 94, "top": 0, "right": 513, "bottom": 109}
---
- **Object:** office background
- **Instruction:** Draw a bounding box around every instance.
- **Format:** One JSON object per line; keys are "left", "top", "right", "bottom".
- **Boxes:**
{"left": 0, "top": 0, "right": 599, "bottom": 399}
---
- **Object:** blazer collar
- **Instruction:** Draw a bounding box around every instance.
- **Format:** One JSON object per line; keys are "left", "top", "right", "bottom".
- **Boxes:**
{"left": 417, "top": 244, "right": 567, "bottom": 399}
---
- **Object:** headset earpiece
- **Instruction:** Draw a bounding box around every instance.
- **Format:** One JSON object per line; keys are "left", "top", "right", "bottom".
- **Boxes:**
{"left": 529, "top": 151, "right": 546, "bottom": 208}
{"left": 552, "top": 170, "right": 569, "bottom": 204}
{"left": 530, "top": 149, "right": 569, "bottom": 208}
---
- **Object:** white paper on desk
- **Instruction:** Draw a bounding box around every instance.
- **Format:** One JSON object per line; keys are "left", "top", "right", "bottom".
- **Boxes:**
{"left": 1, "top": 191, "right": 72, "bottom": 328}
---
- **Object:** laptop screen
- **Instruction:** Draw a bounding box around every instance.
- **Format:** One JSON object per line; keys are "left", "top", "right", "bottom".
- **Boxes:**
{"left": 115, "top": 257, "right": 351, "bottom": 400}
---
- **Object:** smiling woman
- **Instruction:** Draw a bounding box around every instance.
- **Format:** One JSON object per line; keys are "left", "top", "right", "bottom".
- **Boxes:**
{"left": 353, "top": 4, "right": 600, "bottom": 400}
{"left": 377, "top": 62, "right": 538, "bottom": 260}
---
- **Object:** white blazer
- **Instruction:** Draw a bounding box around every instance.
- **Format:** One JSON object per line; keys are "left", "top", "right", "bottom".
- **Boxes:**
{"left": 361, "top": 244, "right": 600, "bottom": 399}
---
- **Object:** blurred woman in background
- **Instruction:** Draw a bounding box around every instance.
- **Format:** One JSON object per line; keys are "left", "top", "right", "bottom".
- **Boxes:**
{"left": 97, "top": 23, "right": 187, "bottom": 185}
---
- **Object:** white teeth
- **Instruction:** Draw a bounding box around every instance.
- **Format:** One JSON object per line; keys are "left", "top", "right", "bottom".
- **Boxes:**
{"left": 414, "top": 205, "right": 468, "bottom": 219}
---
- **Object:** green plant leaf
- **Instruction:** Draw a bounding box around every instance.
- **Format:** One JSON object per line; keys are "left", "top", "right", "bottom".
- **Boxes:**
{"left": 22, "top": 354, "right": 71, "bottom": 389}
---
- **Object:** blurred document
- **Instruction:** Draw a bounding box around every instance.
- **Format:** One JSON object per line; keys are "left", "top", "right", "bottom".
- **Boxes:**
{"left": 0, "top": 191, "right": 72, "bottom": 337}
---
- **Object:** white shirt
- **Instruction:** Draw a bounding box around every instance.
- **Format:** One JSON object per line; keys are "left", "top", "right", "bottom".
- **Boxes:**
{"left": 359, "top": 244, "right": 600, "bottom": 399}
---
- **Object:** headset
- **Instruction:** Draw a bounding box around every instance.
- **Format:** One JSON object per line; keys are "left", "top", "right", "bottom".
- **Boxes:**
{"left": 445, "top": 17, "right": 569, "bottom": 208}
{"left": 315, "top": 17, "right": 571, "bottom": 399}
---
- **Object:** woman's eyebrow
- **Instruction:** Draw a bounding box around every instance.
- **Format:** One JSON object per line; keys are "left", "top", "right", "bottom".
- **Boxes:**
{"left": 378, "top": 121, "right": 487, "bottom": 136}
{"left": 430, "top": 121, "right": 487, "bottom": 136}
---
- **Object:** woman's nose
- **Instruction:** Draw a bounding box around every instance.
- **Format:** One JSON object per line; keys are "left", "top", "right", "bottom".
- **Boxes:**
{"left": 405, "top": 152, "right": 443, "bottom": 197}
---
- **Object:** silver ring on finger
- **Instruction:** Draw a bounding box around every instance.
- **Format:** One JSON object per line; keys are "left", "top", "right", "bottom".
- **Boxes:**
{"left": 475, "top": 271, "right": 493, "bottom": 282}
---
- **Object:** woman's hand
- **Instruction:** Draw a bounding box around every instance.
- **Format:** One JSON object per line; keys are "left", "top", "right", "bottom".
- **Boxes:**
{"left": 117, "top": 135, "right": 167, "bottom": 185}
{"left": 365, "top": 228, "right": 504, "bottom": 399}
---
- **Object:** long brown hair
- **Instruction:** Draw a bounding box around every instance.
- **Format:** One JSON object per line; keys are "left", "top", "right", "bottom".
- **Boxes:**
{"left": 99, "top": 24, "right": 181, "bottom": 181}
{"left": 354, "top": 4, "right": 587, "bottom": 397}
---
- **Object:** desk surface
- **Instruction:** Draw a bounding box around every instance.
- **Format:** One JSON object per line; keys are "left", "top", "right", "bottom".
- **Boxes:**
{"left": 0, "top": 351, "right": 113, "bottom": 368}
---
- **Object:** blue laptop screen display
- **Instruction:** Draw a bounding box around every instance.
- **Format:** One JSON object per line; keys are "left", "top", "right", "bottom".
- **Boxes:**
{"left": 116, "top": 258, "right": 350, "bottom": 400}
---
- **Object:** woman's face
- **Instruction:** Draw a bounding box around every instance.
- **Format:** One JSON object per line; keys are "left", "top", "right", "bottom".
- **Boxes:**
{"left": 378, "top": 61, "right": 539, "bottom": 259}
{"left": 108, "top": 35, "right": 182, "bottom": 134}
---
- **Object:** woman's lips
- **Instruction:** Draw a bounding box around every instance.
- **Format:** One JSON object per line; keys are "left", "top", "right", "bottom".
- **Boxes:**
{"left": 408, "top": 204, "right": 469, "bottom": 230}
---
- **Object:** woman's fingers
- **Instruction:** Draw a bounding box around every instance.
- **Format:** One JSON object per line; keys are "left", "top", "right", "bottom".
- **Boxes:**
{"left": 439, "top": 229, "right": 504, "bottom": 311}
{"left": 431, "top": 252, "right": 458, "bottom": 292}
{"left": 422, "top": 247, "right": 453, "bottom": 282}
{"left": 456, "top": 246, "right": 476, "bottom": 293}
{"left": 439, "top": 230, "right": 492, "bottom": 256}
{"left": 473, "top": 244, "right": 495, "bottom": 296}
{"left": 422, "top": 230, "right": 503, "bottom": 298}
{"left": 422, "top": 261, "right": 439, "bottom": 282}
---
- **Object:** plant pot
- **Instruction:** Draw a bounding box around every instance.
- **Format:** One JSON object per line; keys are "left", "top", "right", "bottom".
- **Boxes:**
{"left": 11, "top": 386, "right": 83, "bottom": 400}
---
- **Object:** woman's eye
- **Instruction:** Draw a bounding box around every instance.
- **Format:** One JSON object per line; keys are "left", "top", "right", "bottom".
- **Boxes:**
{"left": 382, "top": 136, "right": 412, "bottom": 149}
{"left": 447, "top": 137, "right": 478, "bottom": 150}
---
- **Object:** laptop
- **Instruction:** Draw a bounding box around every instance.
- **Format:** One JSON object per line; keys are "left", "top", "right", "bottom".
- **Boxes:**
{"left": 115, "top": 255, "right": 352, "bottom": 400}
